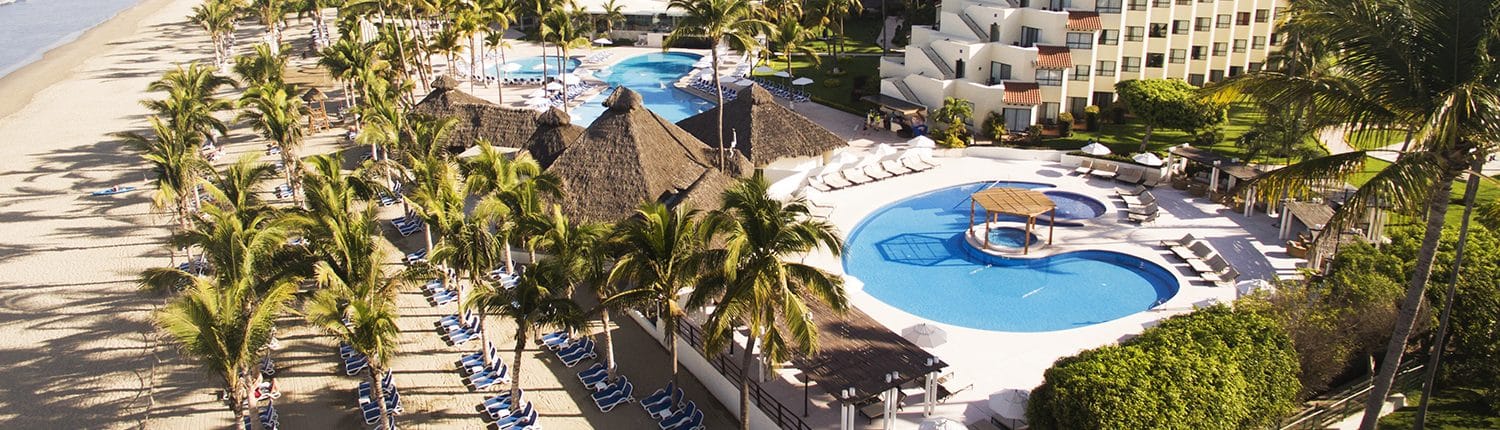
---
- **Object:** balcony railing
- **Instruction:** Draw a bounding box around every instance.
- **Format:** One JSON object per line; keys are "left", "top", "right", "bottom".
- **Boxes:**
{"left": 677, "top": 321, "right": 814, "bottom": 430}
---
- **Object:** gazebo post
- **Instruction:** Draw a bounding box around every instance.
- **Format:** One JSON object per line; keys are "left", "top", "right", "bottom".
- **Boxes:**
{"left": 1023, "top": 215, "right": 1033, "bottom": 254}
{"left": 1048, "top": 208, "right": 1055, "bottom": 245}
{"left": 969, "top": 199, "right": 976, "bottom": 240}
{"left": 984, "top": 211, "right": 992, "bottom": 248}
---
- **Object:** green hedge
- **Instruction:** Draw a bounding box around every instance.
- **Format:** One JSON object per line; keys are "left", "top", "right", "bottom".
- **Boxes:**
{"left": 1027, "top": 306, "right": 1301, "bottom": 430}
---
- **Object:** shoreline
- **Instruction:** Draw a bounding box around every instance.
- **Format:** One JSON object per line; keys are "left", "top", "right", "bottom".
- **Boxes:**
{"left": 0, "top": 0, "right": 169, "bottom": 120}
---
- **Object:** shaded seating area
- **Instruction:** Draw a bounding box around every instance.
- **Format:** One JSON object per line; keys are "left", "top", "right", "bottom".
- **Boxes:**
{"left": 968, "top": 187, "right": 1056, "bottom": 254}
{"left": 1168, "top": 145, "right": 1278, "bottom": 212}
{"left": 794, "top": 299, "right": 949, "bottom": 429}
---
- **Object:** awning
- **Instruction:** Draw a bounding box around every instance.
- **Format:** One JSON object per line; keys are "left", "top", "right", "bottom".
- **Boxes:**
{"left": 1003, "top": 82, "right": 1041, "bottom": 105}
{"left": 1067, "top": 11, "right": 1103, "bottom": 31}
{"left": 1034, "top": 46, "right": 1072, "bottom": 70}
{"left": 1284, "top": 201, "right": 1333, "bottom": 231}
{"left": 862, "top": 94, "right": 927, "bottom": 115}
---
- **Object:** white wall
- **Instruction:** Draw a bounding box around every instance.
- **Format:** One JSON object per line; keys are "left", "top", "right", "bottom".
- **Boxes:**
{"left": 624, "top": 311, "right": 779, "bottom": 430}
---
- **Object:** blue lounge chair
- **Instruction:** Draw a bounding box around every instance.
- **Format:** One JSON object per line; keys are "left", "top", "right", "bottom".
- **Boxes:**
{"left": 578, "top": 362, "right": 608, "bottom": 387}
{"left": 646, "top": 388, "right": 685, "bottom": 419}
{"left": 345, "top": 354, "right": 368, "bottom": 375}
{"left": 640, "top": 383, "right": 676, "bottom": 411}
{"left": 560, "top": 341, "right": 597, "bottom": 367}
{"left": 595, "top": 381, "right": 634, "bottom": 412}
{"left": 666, "top": 409, "right": 704, "bottom": 430}
{"left": 659, "top": 401, "right": 697, "bottom": 429}
{"left": 591, "top": 376, "right": 629, "bottom": 401}
{"left": 494, "top": 404, "right": 536, "bottom": 429}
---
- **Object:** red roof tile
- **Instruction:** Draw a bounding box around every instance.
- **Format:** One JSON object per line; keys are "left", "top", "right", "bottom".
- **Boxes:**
{"left": 1034, "top": 46, "right": 1073, "bottom": 69}
{"left": 1067, "top": 11, "right": 1103, "bottom": 31}
{"left": 1003, "top": 82, "right": 1041, "bottom": 105}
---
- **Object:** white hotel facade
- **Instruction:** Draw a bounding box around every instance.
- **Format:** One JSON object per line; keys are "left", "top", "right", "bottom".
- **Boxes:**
{"left": 878, "top": 0, "right": 1287, "bottom": 132}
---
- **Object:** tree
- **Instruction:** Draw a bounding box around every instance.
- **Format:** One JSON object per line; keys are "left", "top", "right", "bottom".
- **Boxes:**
{"left": 690, "top": 173, "right": 848, "bottom": 430}
{"left": 529, "top": 207, "right": 618, "bottom": 372}
{"left": 190, "top": 0, "right": 240, "bottom": 67}
{"left": 249, "top": 0, "right": 292, "bottom": 46}
{"left": 768, "top": 19, "right": 820, "bottom": 83}
{"left": 605, "top": 202, "right": 708, "bottom": 384}
{"left": 596, "top": 0, "right": 625, "bottom": 36}
{"left": 319, "top": 38, "right": 388, "bottom": 113}
{"left": 1114, "top": 78, "right": 1224, "bottom": 152}
{"left": 1026, "top": 306, "right": 1301, "bottom": 430}
{"left": 540, "top": 5, "right": 592, "bottom": 113}
{"left": 114, "top": 117, "right": 213, "bottom": 263}
{"left": 665, "top": 0, "right": 767, "bottom": 169}
{"left": 207, "top": 154, "right": 281, "bottom": 222}
{"left": 234, "top": 43, "right": 291, "bottom": 87}
{"left": 465, "top": 258, "right": 585, "bottom": 411}
{"left": 1211, "top": 0, "right": 1500, "bottom": 424}
{"left": 462, "top": 142, "right": 559, "bottom": 272}
{"left": 238, "top": 81, "right": 307, "bottom": 206}
{"left": 805, "top": 0, "right": 862, "bottom": 64}
{"left": 144, "top": 62, "right": 235, "bottom": 145}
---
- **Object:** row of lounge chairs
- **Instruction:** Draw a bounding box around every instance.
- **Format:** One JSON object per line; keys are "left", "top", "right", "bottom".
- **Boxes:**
{"left": 582, "top": 51, "right": 613, "bottom": 64}
{"left": 437, "top": 308, "right": 479, "bottom": 344}
{"left": 687, "top": 78, "right": 739, "bottom": 101}
{"left": 1161, "top": 234, "right": 1242, "bottom": 286}
{"left": 242, "top": 401, "right": 280, "bottom": 430}
{"left": 747, "top": 77, "right": 810, "bottom": 103}
{"left": 807, "top": 150, "right": 940, "bottom": 192}
{"left": 356, "top": 371, "right": 403, "bottom": 426}
{"left": 1114, "top": 187, "right": 1160, "bottom": 223}
{"left": 459, "top": 341, "right": 510, "bottom": 390}
{"left": 564, "top": 338, "right": 704, "bottom": 428}
{"left": 1075, "top": 159, "right": 1167, "bottom": 187}
{"left": 480, "top": 390, "right": 537, "bottom": 429}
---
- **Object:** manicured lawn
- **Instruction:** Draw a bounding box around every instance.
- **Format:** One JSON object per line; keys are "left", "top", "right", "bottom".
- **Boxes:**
{"left": 1344, "top": 156, "right": 1500, "bottom": 225}
{"left": 804, "top": 16, "right": 887, "bottom": 56}
{"left": 1346, "top": 128, "right": 1409, "bottom": 150}
{"left": 753, "top": 54, "right": 879, "bottom": 114}
{"left": 1379, "top": 387, "right": 1500, "bottom": 430}
{"left": 1031, "top": 103, "right": 1265, "bottom": 159}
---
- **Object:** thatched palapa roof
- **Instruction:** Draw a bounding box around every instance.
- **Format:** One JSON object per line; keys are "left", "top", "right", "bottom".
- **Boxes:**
{"left": 677, "top": 84, "right": 847, "bottom": 165}
{"left": 524, "top": 108, "right": 584, "bottom": 169}
{"left": 546, "top": 88, "right": 751, "bottom": 222}
{"left": 411, "top": 76, "right": 537, "bottom": 151}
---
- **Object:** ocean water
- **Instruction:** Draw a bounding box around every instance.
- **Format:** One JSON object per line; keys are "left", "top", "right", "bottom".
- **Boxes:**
{"left": 0, "top": 0, "right": 144, "bottom": 79}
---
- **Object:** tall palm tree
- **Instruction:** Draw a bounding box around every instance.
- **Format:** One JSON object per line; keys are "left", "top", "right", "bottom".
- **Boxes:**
{"left": 190, "top": 0, "right": 240, "bottom": 67}
{"left": 768, "top": 19, "right": 821, "bottom": 84}
{"left": 605, "top": 202, "right": 708, "bottom": 383}
{"left": 665, "top": 0, "right": 767, "bottom": 168}
{"left": 807, "top": 0, "right": 862, "bottom": 64}
{"left": 144, "top": 62, "right": 236, "bottom": 145}
{"left": 205, "top": 154, "right": 280, "bottom": 222}
{"left": 319, "top": 38, "right": 388, "bottom": 113}
{"left": 595, "top": 0, "right": 624, "bottom": 36}
{"left": 540, "top": 6, "right": 591, "bottom": 113}
{"left": 294, "top": 0, "right": 341, "bottom": 47}
{"left": 1213, "top": 0, "right": 1500, "bottom": 426}
{"left": 429, "top": 25, "right": 467, "bottom": 74}
{"left": 114, "top": 117, "right": 214, "bottom": 263}
{"left": 529, "top": 207, "right": 616, "bottom": 368}
{"left": 234, "top": 43, "right": 292, "bottom": 87}
{"left": 304, "top": 287, "right": 400, "bottom": 425}
{"left": 430, "top": 215, "right": 503, "bottom": 345}
{"left": 465, "top": 258, "right": 585, "bottom": 411}
{"left": 689, "top": 173, "right": 848, "bottom": 430}
{"left": 405, "top": 156, "right": 465, "bottom": 258}
{"left": 249, "top": 0, "right": 292, "bottom": 46}
{"left": 238, "top": 81, "right": 308, "bottom": 206}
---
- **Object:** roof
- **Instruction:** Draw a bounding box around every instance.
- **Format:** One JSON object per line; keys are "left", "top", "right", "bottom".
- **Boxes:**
{"left": 676, "top": 85, "right": 848, "bottom": 165}
{"left": 1285, "top": 201, "right": 1334, "bottom": 231}
{"left": 411, "top": 84, "right": 539, "bottom": 151}
{"left": 1067, "top": 11, "right": 1103, "bottom": 31}
{"left": 1003, "top": 82, "right": 1042, "bottom": 105}
{"left": 524, "top": 108, "right": 585, "bottom": 168}
{"left": 545, "top": 87, "right": 750, "bottom": 222}
{"left": 796, "top": 298, "right": 947, "bottom": 403}
{"left": 972, "top": 187, "right": 1055, "bottom": 217}
{"left": 1169, "top": 145, "right": 1272, "bottom": 180}
{"left": 1034, "top": 45, "right": 1073, "bottom": 70}
{"left": 861, "top": 94, "right": 928, "bottom": 114}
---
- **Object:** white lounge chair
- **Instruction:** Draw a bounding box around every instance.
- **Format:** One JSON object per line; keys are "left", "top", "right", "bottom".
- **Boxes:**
{"left": 841, "top": 166, "right": 874, "bottom": 184}
{"left": 1160, "top": 234, "right": 1197, "bottom": 248}
{"left": 1073, "top": 158, "right": 1094, "bottom": 175}
{"left": 1116, "top": 167, "right": 1144, "bottom": 184}
{"left": 881, "top": 155, "right": 914, "bottom": 175}
{"left": 821, "top": 172, "right": 853, "bottom": 188}
{"left": 1089, "top": 163, "right": 1119, "bottom": 179}
{"left": 863, "top": 162, "right": 893, "bottom": 180}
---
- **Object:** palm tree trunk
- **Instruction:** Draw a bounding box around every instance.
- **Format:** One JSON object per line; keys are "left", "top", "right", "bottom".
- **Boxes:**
{"left": 372, "top": 366, "right": 391, "bottom": 426}
{"left": 1414, "top": 157, "right": 1485, "bottom": 428}
{"left": 497, "top": 44, "right": 507, "bottom": 101}
{"left": 561, "top": 47, "right": 571, "bottom": 114}
{"left": 666, "top": 312, "right": 680, "bottom": 386}
{"left": 600, "top": 309, "right": 616, "bottom": 375}
{"left": 1358, "top": 170, "right": 1457, "bottom": 430}
{"left": 737, "top": 335, "right": 757, "bottom": 430}
{"left": 510, "top": 325, "right": 528, "bottom": 412}
{"left": 711, "top": 46, "right": 725, "bottom": 169}
{"left": 503, "top": 238, "right": 515, "bottom": 274}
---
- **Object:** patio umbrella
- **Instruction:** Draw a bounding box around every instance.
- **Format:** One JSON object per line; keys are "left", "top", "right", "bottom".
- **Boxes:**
{"left": 901, "top": 323, "right": 948, "bottom": 348}
{"left": 1080, "top": 142, "right": 1112, "bottom": 155}
{"left": 1131, "top": 152, "right": 1165, "bottom": 166}
{"left": 918, "top": 418, "right": 965, "bottom": 430}
{"left": 828, "top": 150, "right": 860, "bottom": 166}
{"left": 523, "top": 97, "right": 551, "bottom": 107}
{"left": 561, "top": 74, "right": 582, "bottom": 85}
{"left": 773, "top": 71, "right": 791, "bottom": 78}
{"left": 500, "top": 63, "right": 521, "bottom": 72}
{"left": 593, "top": 37, "right": 613, "bottom": 45}
{"left": 526, "top": 88, "right": 547, "bottom": 98}
{"left": 872, "top": 143, "right": 898, "bottom": 157}
{"left": 545, "top": 82, "right": 563, "bottom": 90}
{"left": 988, "top": 389, "right": 1031, "bottom": 422}
{"left": 907, "top": 135, "right": 937, "bottom": 148}
{"left": 754, "top": 66, "right": 777, "bottom": 74}
{"left": 791, "top": 77, "right": 814, "bottom": 86}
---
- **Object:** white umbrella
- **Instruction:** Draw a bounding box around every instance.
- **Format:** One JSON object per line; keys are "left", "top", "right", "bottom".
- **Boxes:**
{"left": 988, "top": 389, "right": 1031, "bottom": 422}
{"left": 827, "top": 151, "right": 860, "bottom": 166}
{"left": 901, "top": 323, "right": 948, "bottom": 348}
{"left": 773, "top": 71, "right": 791, "bottom": 78}
{"left": 593, "top": 37, "right": 613, "bottom": 45}
{"left": 872, "top": 143, "right": 898, "bottom": 157}
{"left": 545, "top": 82, "right": 563, "bottom": 90}
{"left": 907, "top": 135, "right": 937, "bottom": 148}
{"left": 1235, "top": 279, "right": 1275, "bottom": 299}
{"left": 1131, "top": 152, "right": 1165, "bottom": 166}
{"left": 791, "top": 77, "right": 814, "bottom": 86}
{"left": 918, "top": 418, "right": 965, "bottom": 430}
{"left": 1080, "top": 142, "right": 1112, "bottom": 155}
{"left": 526, "top": 88, "right": 547, "bottom": 98}
{"left": 523, "top": 98, "right": 551, "bottom": 108}
{"left": 500, "top": 63, "right": 522, "bottom": 72}
{"left": 754, "top": 66, "right": 777, "bottom": 74}
{"left": 561, "top": 74, "right": 582, "bottom": 85}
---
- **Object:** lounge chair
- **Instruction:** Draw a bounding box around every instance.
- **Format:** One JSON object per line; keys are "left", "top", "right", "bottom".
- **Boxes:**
{"left": 1203, "top": 266, "right": 1241, "bottom": 286}
{"left": 1188, "top": 254, "right": 1228, "bottom": 275}
{"left": 1141, "top": 174, "right": 1168, "bottom": 187}
{"left": 820, "top": 172, "right": 853, "bottom": 189}
{"left": 1115, "top": 185, "right": 1147, "bottom": 197}
{"left": 491, "top": 402, "right": 533, "bottom": 426}
{"left": 806, "top": 175, "right": 834, "bottom": 192}
{"left": 863, "top": 162, "right": 894, "bottom": 180}
{"left": 561, "top": 343, "right": 597, "bottom": 367}
{"left": 595, "top": 381, "right": 635, "bottom": 412}
{"left": 1073, "top": 158, "right": 1094, "bottom": 175}
{"left": 645, "top": 387, "right": 685, "bottom": 419}
{"left": 669, "top": 409, "right": 705, "bottom": 430}
{"left": 1115, "top": 167, "right": 1144, "bottom": 184}
{"left": 1174, "top": 241, "right": 1218, "bottom": 262}
{"left": 1128, "top": 202, "right": 1159, "bottom": 216}
{"left": 471, "top": 363, "right": 510, "bottom": 389}
{"left": 881, "top": 155, "right": 914, "bottom": 175}
{"left": 483, "top": 390, "right": 523, "bottom": 416}
{"left": 496, "top": 405, "right": 537, "bottom": 429}
{"left": 901, "top": 153, "right": 935, "bottom": 172}
{"left": 640, "top": 383, "right": 676, "bottom": 409}
{"left": 840, "top": 166, "right": 874, "bottom": 185}
{"left": 1089, "top": 163, "right": 1119, "bottom": 179}
{"left": 1123, "top": 190, "right": 1156, "bottom": 208}
{"left": 1160, "top": 234, "right": 1197, "bottom": 248}
{"left": 1127, "top": 210, "right": 1158, "bottom": 224}
{"left": 345, "top": 354, "right": 369, "bottom": 375}
{"left": 659, "top": 401, "right": 698, "bottom": 429}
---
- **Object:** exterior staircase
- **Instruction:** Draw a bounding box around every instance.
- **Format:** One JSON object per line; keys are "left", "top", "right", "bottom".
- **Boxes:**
{"left": 960, "top": 13, "right": 989, "bottom": 41}
{"left": 894, "top": 79, "right": 922, "bottom": 105}
{"left": 921, "top": 47, "right": 956, "bottom": 79}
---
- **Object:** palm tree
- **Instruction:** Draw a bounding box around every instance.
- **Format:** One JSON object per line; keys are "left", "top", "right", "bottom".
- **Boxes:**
{"left": 190, "top": 0, "right": 240, "bottom": 67}
{"left": 234, "top": 43, "right": 291, "bottom": 87}
{"left": 1213, "top": 0, "right": 1500, "bottom": 426}
{"left": 113, "top": 117, "right": 213, "bottom": 263}
{"left": 462, "top": 142, "right": 559, "bottom": 272}
{"left": 540, "top": 6, "right": 592, "bottom": 113}
{"left": 768, "top": 19, "right": 820, "bottom": 84}
{"left": 429, "top": 25, "right": 467, "bottom": 74}
{"left": 665, "top": 0, "right": 767, "bottom": 168}
{"left": 143, "top": 63, "right": 235, "bottom": 145}
{"left": 529, "top": 207, "right": 617, "bottom": 370}
{"left": 465, "top": 258, "right": 585, "bottom": 411}
{"left": 304, "top": 287, "right": 400, "bottom": 425}
{"left": 596, "top": 0, "right": 624, "bottom": 36}
{"left": 405, "top": 156, "right": 465, "bottom": 258}
{"left": 319, "top": 38, "right": 388, "bottom": 113}
{"left": 430, "top": 215, "right": 503, "bottom": 345}
{"left": 238, "top": 81, "right": 308, "bottom": 206}
{"left": 690, "top": 173, "right": 848, "bottom": 430}
{"left": 294, "top": 0, "right": 341, "bottom": 48}
{"left": 205, "top": 154, "right": 280, "bottom": 221}
{"left": 605, "top": 202, "right": 708, "bottom": 383}
{"left": 807, "top": 0, "right": 862, "bottom": 64}
{"left": 249, "top": 0, "right": 292, "bottom": 46}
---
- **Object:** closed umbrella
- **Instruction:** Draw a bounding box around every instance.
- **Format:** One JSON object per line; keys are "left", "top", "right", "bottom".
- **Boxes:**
{"left": 773, "top": 71, "right": 791, "bottom": 78}
{"left": 1131, "top": 152, "right": 1165, "bottom": 166}
{"left": 988, "top": 389, "right": 1031, "bottom": 424}
{"left": 1080, "top": 142, "right": 1112, "bottom": 155}
{"left": 901, "top": 323, "right": 948, "bottom": 348}
{"left": 791, "top": 77, "right": 814, "bottom": 86}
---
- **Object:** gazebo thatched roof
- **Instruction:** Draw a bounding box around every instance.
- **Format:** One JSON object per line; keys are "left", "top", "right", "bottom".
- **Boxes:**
{"left": 676, "top": 84, "right": 847, "bottom": 165}
{"left": 524, "top": 108, "right": 584, "bottom": 168}
{"left": 972, "top": 187, "right": 1055, "bottom": 217}
{"left": 411, "top": 84, "right": 537, "bottom": 152}
{"left": 546, "top": 88, "right": 750, "bottom": 222}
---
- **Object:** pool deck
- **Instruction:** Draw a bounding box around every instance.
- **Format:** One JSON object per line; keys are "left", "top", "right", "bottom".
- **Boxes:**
{"left": 783, "top": 155, "right": 1303, "bottom": 427}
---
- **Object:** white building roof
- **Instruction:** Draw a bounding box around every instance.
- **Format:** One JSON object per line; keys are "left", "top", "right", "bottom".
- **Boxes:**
{"left": 572, "top": 0, "right": 682, "bottom": 16}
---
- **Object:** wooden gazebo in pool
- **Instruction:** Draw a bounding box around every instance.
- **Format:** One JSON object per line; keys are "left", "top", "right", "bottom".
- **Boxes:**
{"left": 969, "top": 187, "right": 1056, "bottom": 254}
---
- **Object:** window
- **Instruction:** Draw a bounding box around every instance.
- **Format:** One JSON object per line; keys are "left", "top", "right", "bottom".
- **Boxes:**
{"left": 1092, "top": 91, "right": 1115, "bottom": 109}
{"left": 1275, "top": 6, "right": 1287, "bottom": 16}
{"left": 1255, "top": 9, "right": 1270, "bottom": 22}
{"left": 1098, "top": 30, "right": 1119, "bottom": 45}
{"left": 1233, "top": 39, "right": 1247, "bottom": 53}
{"left": 1236, "top": 12, "right": 1250, "bottom": 25}
{"left": 1172, "top": 20, "right": 1189, "bottom": 35}
{"left": 1248, "top": 62, "right": 1263, "bottom": 72}
{"left": 1122, "top": 56, "right": 1141, "bottom": 72}
{"left": 1213, "top": 42, "right": 1227, "bottom": 55}
{"left": 1188, "top": 73, "right": 1205, "bottom": 86}
{"left": 1149, "top": 23, "right": 1168, "bottom": 38}
{"left": 1036, "top": 69, "right": 1064, "bottom": 86}
{"left": 1071, "top": 65, "right": 1091, "bottom": 80}
{"left": 1252, "top": 36, "right": 1266, "bottom": 49}
{"left": 1195, "top": 17, "right": 1211, "bottom": 31}
{"left": 1127, "top": 0, "right": 1146, "bottom": 10}
{"left": 1042, "top": 102, "right": 1061, "bottom": 122}
{"left": 1047, "top": 0, "right": 1070, "bottom": 10}
{"left": 1003, "top": 108, "right": 1031, "bottom": 133}
{"left": 1209, "top": 69, "right": 1224, "bottom": 82}
{"left": 1125, "top": 26, "right": 1144, "bottom": 42}
{"left": 1020, "top": 26, "right": 1041, "bottom": 47}
{"left": 1175, "top": 0, "right": 1190, "bottom": 4}
{"left": 1216, "top": 14, "right": 1231, "bottom": 29}
{"left": 1270, "top": 32, "right": 1283, "bottom": 45}
{"left": 989, "top": 62, "right": 1012, "bottom": 84}
{"left": 1096, "top": 60, "right": 1116, "bottom": 76}
{"left": 1169, "top": 49, "right": 1186, "bottom": 63}
{"left": 1229, "top": 66, "right": 1243, "bottom": 76}
{"left": 1066, "top": 32, "right": 1094, "bottom": 49}
{"left": 1153, "top": 0, "right": 1170, "bottom": 7}
{"left": 1145, "top": 53, "right": 1164, "bottom": 68}
{"left": 1191, "top": 45, "right": 1206, "bottom": 59}
{"left": 1096, "top": 0, "right": 1121, "bottom": 13}
{"left": 1069, "top": 97, "right": 1089, "bottom": 118}
{"left": 1197, "top": 0, "right": 1210, "bottom": 4}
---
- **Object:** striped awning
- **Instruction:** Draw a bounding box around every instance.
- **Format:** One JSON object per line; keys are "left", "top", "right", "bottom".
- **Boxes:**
{"left": 1003, "top": 82, "right": 1041, "bottom": 105}
{"left": 1067, "top": 11, "right": 1103, "bottom": 31}
{"left": 1034, "top": 46, "right": 1073, "bottom": 69}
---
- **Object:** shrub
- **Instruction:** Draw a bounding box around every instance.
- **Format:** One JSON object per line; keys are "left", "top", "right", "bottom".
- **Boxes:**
{"left": 1084, "top": 105, "right": 1101, "bottom": 131}
{"left": 1027, "top": 306, "right": 1301, "bottom": 430}
{"left": 1057, "top": 112, "right": 1075, "bottom": 137}
{"left": 982, "top": 111, "right": 1007, "bottom": 140}
{"left": 822, "top": 78, "right": 842, "bottom": 88}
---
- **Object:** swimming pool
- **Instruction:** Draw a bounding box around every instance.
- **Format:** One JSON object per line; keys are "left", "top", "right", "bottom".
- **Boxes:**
{"left": 568, "top": 52, "right": 715, "bottom": 125}
{"left": 843, "top": 182, "right": 1179, "bottom": 332}
{"left": 985, "top": 227, "right": 1041, "bottom": 249}
{"left": 488, "top": 56, "right": 580, "bottom": 80}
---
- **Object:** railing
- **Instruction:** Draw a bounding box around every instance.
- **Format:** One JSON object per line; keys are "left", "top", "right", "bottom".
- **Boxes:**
{"left": 959, "top": 13, "right": 989, "bottom": 41}
{"left": 894, "top": 80, "right": 922, "bottom": 105}
{"left": 1278, "top": 361, "right": 1425, "bottom": 430}
{"left": 920, "top": 47, "right": 956, "bottom": 79}
{"left": 677, "top": 322, "right": 814, "bottom": 430}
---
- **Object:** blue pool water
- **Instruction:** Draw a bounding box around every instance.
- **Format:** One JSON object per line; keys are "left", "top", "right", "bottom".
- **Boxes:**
{"left": 843, "top": 182, "right": 1179, "bottom": 332}
{"left": 488, "top": 56, "right": 580, "bottom": 80}
{"left": 985, "top": 227, "right": 1040, "bottom": 248}
{"left": 568, "top": 52, "right": 715, "bottom": 126}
